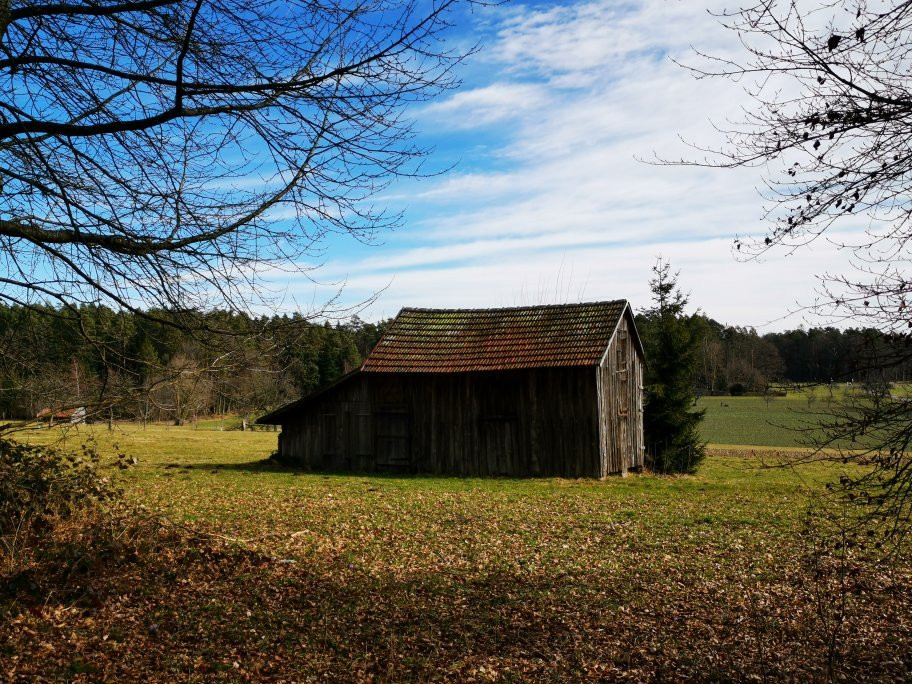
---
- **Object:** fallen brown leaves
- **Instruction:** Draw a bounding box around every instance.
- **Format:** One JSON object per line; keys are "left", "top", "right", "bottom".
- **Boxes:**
{"left": 2, "top": 436, "right": 911, "bottom": 682}
{"left": 2, "top": 500, "right": 911, "bottom": 682}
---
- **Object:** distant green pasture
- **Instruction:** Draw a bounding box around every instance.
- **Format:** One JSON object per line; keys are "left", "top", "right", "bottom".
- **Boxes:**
{"left": 698, "top": 395, "right": 820, "bottom": 447}
{"left": 698, "top": 383, "right": 872, "bottom": 448}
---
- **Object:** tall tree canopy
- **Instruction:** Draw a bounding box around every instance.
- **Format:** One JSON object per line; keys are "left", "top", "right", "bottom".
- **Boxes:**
{"left": 686, "top": 0, "right": 912, "bottom": 330}
{"left": 685, "top": 0, "right": 912, "bottom": 549}
{"left": 0, "top": 0, "right": 470, "bottom": 417}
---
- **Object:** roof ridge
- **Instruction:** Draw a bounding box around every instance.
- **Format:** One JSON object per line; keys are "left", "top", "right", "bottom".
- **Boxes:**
{"left": 399, "top": 299, "right": 627, "bottom": 314}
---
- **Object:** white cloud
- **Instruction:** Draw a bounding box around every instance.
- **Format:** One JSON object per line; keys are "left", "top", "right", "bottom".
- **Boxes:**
{"left": 422, "top": 82, "right": 551, "bottom": 128}
{"left": 490, "top": 0, "right": 738, "bottom": 80}
{"left": 272, "top": 0, "right": 860, "bottom": 330}
{"left": 288, "top": 234, "right": 856, "bottom": 330}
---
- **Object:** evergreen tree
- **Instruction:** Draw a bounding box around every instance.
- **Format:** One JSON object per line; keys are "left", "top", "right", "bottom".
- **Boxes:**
{"left": 641, "top": 260, "right": 706, "bottom": 474}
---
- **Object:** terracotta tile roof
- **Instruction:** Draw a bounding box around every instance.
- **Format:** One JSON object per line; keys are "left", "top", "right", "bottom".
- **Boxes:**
{"left": 362, "top": 301, "right": 629, "bottom": 373}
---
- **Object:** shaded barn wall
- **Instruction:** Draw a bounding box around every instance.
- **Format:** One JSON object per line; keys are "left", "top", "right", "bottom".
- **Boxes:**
{"left": 277, "top": 374, "right": 372, "bottom": 472}
{"left": 277, "top": 368, "right": 602, "bottom": 477}
{"left": 596, "top": 311, "right": 646, "bottom": 475}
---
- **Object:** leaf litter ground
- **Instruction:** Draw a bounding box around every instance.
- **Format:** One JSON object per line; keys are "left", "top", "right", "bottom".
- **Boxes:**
{"left": 2, "top": 424, "right": 911, "bottom": 681}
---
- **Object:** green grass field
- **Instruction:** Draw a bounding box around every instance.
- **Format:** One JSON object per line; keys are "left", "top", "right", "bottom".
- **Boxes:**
{"left": 698, "top": 394, "right": 822, "bottom": 447}
{"left": 6, "top": 422, "right": 911, "bottom": 681}
{"left": 13, "top": 421, "right": 837, "bottom": 536}
{"left": 697, "top": 384, "right": 870, "bottom": 448}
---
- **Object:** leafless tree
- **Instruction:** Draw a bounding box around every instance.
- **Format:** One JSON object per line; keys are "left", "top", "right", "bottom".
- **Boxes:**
{"left": 0, "top": 0, "right": 473, "bottom": 419}
{"left": 671, "top": 1, "right": 912, "bottom": 552}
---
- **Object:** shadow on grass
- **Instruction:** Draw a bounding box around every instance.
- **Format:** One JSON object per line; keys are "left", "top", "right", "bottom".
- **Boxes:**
{"left": 6, "top": 536, "right": 912, "bottom": 682}
{"left": 184, "top": 457, "right": 300, "bottom": 473}
{"left": 196, "top": 459, "right": 568, "bottom": 483}
{"left": 196, "top": 459, "right": 417, "bottom": 476}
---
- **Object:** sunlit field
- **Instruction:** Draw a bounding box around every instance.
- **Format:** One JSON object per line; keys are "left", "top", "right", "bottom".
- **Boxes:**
{"left": 697, "top": 383, "right": 882, "bottom": 448}
{"left": 4, "top": 422, "right": 910, "bottom": 680}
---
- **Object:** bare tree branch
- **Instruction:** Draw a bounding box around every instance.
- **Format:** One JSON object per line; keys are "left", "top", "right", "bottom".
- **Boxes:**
{"left": 673, "top": 0, "right": 912, "bottom": 554}
{"left": 0, "top": 0, "right": 475, "bottom": 423}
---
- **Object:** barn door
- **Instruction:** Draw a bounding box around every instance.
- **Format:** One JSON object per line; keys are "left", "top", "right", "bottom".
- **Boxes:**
{"left": 616, "top": 328, "right": 630, "bottom": 471}
{"left": 477, "top": 374, "right": 520, "bottom": 476}
{"left": 375, "top": 410, "right": 411, "bottom": 472}
{"left": 480, "top": 417, "right": 517, "bottom": 476}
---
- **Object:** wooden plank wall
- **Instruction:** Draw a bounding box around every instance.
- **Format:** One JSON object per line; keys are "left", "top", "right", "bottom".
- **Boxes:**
{"left": 277, "top": 374, "right": 373, "bottom": 472}
{"left": 596, "top": 310, "right": 646, "bottom": 475}
{"left": 278, "top": 368, "right": 604, "bottom": 477}
{"left": 398, "top": 369, "right": 601, "bottom": 477}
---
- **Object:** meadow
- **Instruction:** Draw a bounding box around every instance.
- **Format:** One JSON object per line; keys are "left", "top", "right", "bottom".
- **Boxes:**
{"left": 3, "top": 415, "right": 911, "bottom": 681}
{"left": 697, "top": 392, "right": 825, "bottom": 448}
{"left": 696, "top": 383, "right": 879, "bottom": 448}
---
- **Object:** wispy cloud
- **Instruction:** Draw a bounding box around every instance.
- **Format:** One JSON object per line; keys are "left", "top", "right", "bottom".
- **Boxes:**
{"left": 422, "top": 82, "right": 552, "bottom": 128}
{"left": 276, "top": 0, "right": 861, "bottom": 330}
{"left": 298, "top": 235, "right": 855, "bottom": 329}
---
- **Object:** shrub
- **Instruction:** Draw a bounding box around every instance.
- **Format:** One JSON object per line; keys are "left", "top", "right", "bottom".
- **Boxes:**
{"left": 729, "top": 383, "right": 746, "bottom": 396}
{"left": 0, "top": 440, "right": 160, "bottom": 611}
{"left": 0, "top": 439, "right": 120, "bottom": 539}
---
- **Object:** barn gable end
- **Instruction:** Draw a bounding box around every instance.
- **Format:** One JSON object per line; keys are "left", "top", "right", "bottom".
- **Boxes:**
{"left": 258, "top": 300, "right": 645, "bottom": 478}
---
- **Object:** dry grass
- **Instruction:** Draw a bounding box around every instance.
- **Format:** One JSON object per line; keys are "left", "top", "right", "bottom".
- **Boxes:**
{"left": 2, "top": 424, "right": 910, "bottom": 681}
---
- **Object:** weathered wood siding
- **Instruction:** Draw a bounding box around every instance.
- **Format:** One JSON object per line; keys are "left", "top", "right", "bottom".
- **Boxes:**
{"left": 277, "top": 368, "right": 602, "bottom": 477}
{"left": 596, "top": 310, "right": 645, "bottom": 475}
{"left": 276, "top": 308, "right": 646, "bottom": 478}
{"left": 277, "top": 373, "right": 374, "bottom": 472}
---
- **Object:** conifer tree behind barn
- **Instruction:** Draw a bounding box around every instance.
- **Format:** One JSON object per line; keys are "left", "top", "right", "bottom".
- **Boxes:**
{"left": 257, "top": 301, "right": 645, "bottom": 477}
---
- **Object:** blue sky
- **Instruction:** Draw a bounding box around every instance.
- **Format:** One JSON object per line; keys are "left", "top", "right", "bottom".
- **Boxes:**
{"left": 275, "top": 0, "right": 858, "bottom": 330}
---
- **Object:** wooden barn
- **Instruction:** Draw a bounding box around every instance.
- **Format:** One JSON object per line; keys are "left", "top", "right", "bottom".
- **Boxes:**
{"left": 257, "top": 300, "right": 645, "bottom": 478}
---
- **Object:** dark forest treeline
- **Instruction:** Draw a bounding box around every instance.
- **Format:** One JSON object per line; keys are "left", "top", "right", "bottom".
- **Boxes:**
{"left": 638, "top": 313, "right": 912, "bottom": 395}
{"left": 0, "top": 305, "right": 389, "bottom": 422}
{"left": 3, "top": 304, "right": 912, "bottom": 423}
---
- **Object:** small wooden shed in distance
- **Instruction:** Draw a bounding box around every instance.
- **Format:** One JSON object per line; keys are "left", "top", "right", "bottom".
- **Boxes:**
{"left": 257, "top": 300, "right": 645, "bottom": 478}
